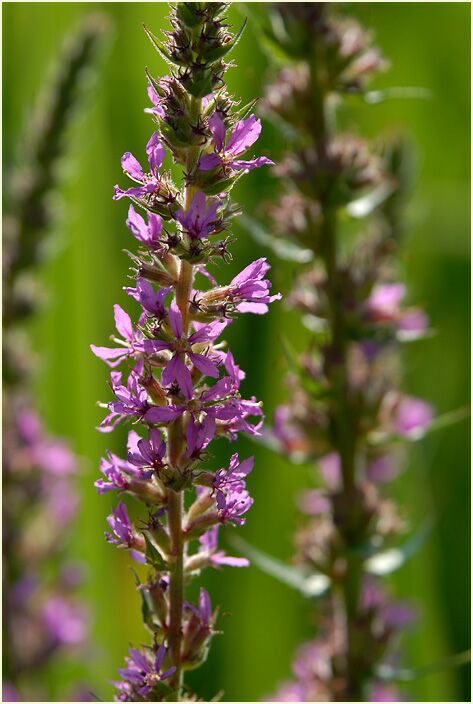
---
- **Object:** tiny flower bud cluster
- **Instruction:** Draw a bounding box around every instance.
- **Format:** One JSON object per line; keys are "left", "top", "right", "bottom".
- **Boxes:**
{"left": 259, "top": 4, "right": 432, "bottom": 701}
{"left": 92, "top": 4, "right": 278, "bottom": 700}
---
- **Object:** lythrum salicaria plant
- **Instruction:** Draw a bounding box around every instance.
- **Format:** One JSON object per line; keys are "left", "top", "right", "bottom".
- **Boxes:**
{"left": 3, "top": 16, "right": 108, "bottom": 702}
{"left": 247, "top": 3, "right": 439, "bottom": 701}
{"left": 91, "top": 3, "right": 278, "bottom": 700}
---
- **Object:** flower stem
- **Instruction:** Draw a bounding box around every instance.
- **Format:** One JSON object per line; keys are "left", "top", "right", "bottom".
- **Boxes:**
{"left": 166, "top": 95, "right": 201, "bottom": 699}
{"left": 310, "top": 51, "right": 363, "bottom": 701}
{"left": 167, "top": 487, "right": 184, "bottom": 696}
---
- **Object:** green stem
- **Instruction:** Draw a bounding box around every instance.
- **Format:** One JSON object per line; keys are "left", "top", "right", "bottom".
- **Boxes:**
{"left": 166, "top": 94, "right": 201, "bottom": 699}
{"left": 310, "top": 49, "right": 363, "bottom": 701}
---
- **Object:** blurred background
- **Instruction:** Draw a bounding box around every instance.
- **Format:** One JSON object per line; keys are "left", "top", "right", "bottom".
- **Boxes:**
{"left": 3, "top": 2, "right": 470, "bottom": 701}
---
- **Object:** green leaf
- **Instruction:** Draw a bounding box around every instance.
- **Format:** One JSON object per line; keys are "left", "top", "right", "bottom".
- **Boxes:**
{"left": 229, "top": 535, "right": 330, "bottom": 598}
{"left": 346, "top": 182, "right": 395, "bottom": 219}
{"left": 364, "top": 86, "right": 433, "bottom": 105}
{"left": 240, "top": 214, "right": 313, "bottom": 263}
{"left": 365, "top": 519, "right": 433, "bottom": 576}
{"left": 142, "top": 25, "right": 182, "bottom": 68}
{"left": 205, "top": 18, "right": 247, "bottom": 62}
{"left": 143, "top": 531, "right": 167, "bottom": 570}
{"left": 375, "top": 650, "right": 471, "bottom": 683}
{"left": 425, "top": 406, "right": 470, "bottom": 434}
{"left": 368, "top": 406, "right": 470, "bottom": 447}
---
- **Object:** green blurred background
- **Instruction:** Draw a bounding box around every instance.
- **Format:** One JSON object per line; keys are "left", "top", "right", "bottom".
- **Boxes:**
{"left": 3, "top": 2, "right": 470, "bottom": 701}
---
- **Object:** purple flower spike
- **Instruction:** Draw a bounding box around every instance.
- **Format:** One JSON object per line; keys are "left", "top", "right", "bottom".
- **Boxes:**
{"left": 126, "top": 204, "right": 163, "bottom": 248}
{"left": 199, "top": 113, "right": 274, "bottom": 173}
{"left": 174, "top": 191, "right": 220, "bottom": 240}
{"left": 114, "top": 132, "right": 166, "bottom": 202}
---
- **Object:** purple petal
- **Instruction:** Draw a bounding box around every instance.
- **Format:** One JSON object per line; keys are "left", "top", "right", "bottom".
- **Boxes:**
{"left": 230, "top": 156, "right": 274, "bottom": 171}
{"left": 189, "top": 352, "right": 219, "bottom": 378}
{"left": 121, "top": 152, "right": 144, "bottom": 181}
{"left": 199, "top": 153, "right": 222, "bottom": 171}
{"left": 90, "top": 345, "right": 129, "bottom": 366}
{"left": 209, "top": 112, "right": 226, "bottom": 152}
{"left": 126, "top": 205, "right": 147, "bottom": 241}
{"left": 396, "top": 396, "right": 433, "bottom": 438}
{"left": 146, "top": 132, "right": 166, "bottom": 174}
{"left": 114, "top": 305, "right": 133, "bottom": 341}
{"left": 168, "top": 300, "right": 183, "bottom": 338}
{"left": 226, "top": 115, "right": 262, "bottom": 155}
{"left": 145, "top": 405, "right": 183, "bottom": 423}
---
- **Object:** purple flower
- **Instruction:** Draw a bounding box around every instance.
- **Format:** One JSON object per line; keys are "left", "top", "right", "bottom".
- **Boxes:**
{"left": 367, "top": 283, "right": 428, "bottom": 339}
{"left": 2, "top": 684, "right": 19, "bottom": 702}
{"left": 367, "top": 455, "right": 399, "bottom": 484}
{"left": 271, "top": 405, "right": 309, "bottom": 457}
{"left": 297, "top": 489, "right": 331, "bottom": 515}
{"left": 199, "top": 526, "right": 249, "bottom": 568}
{"left": 394, "top": 395, "right": 433, "bottom": 439}
{"left": 95, "top": 442, "right": 139, "bottom": 494}
{"left": 128, "top": 428, "right": 166, "bottom": 473}
{"left": 199, "top": 113, "right": 273, "bottom": 172}
{"left": 116, "top": 643, "right": 176, "bottom": 699}
{"left": 91, "top": 304, "right": 141, "bottom": 368}
{"left": 212, "top": 453, "right": 254, "bottom": 525}
{"left": 105, "top": 501, "right": 145, "bottom": 562}
{"left": 126, "top": 204, "right": 163, "bottom": 248}
{"left": 228, "top": 258, "right": 281, "bottom": 314}
{"left": 199, "top": 258, "right": 281, "bottom": 315}
{"left": 175, "top": 191, "right": 220, "bottom": 239}
{"left": 42, "top": 596, "right": 88, "bottom": 646}
{"left": 318, "top": 452, "right": 341, "bottom": 489}
{"left": 126, "top": 278, "right": 170, "bottom": 319}
{"left": 186, "top": 587, "right": 212, "bottom": 626}
{"left": 45, "top": 478, "right": 78, "bottom": 526}
{"left": 99, "top": 371, "right": 150, "bottom": 432}
{"left": 113, "top": 132, "right": 166, "bottom": 202}
{"left": 145, "top": 83, "right": 166, "bottom": 118}
{"left": 141, "top": 301, "right": 226, "bottom": 399}
{"left": 369, "top": 684, "right": 401, "bottom": 702}
{"left": 17, "top": 408, "right": 77, "bottom": 475}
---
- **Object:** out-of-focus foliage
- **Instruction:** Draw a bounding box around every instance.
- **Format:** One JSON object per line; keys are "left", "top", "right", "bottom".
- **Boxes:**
{"left": 3, "top": 3, "right": 470, "bottom": 701}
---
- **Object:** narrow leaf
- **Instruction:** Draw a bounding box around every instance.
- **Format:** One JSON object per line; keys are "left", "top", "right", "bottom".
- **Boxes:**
{"left": 240, "top": 214, "right": 313, "bottom": 263}
{"left": 364, "top": 86, "right": 433, "bottom": 105}
{"left": 366, "top": 519, "right": 433, "bottom": 576}
{"left": 229, "top": 535, "right": 330, "bottom": 598}
{"left": 375, "top": 650, "right": 471, "bottom": 683}
{"left": 346, "top": 181, "right": 395, "bottom": 218}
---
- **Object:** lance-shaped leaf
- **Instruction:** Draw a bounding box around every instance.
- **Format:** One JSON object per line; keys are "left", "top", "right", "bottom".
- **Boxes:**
{"left": 143, "top": 531, "right": 167, "bottom": 570}
{"left": 375, "top": 650, "right": 470, "bottom": 683}
{"left": 346, "top": 181, "right": 395, "bottom": 219}
{"left": 364, "top": 86, "right": 432, "bottom": 105}
{"left": 365, "top": 519, "right": 433, "bottom": 576}
{"left": 368, "top": 406, "right": 470, "bottom": 448}
{"left": 229, "top": 535, "right": 330, "bottom": 598}
{"left": 240, "top": 215, "right": 313, "bottom": 263}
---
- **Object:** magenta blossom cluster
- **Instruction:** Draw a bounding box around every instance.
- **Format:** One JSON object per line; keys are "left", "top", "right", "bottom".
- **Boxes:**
{"left": 91, "top": 4, "right": 278, "bottom": 700}
{"left": 3, "top": 401, "right": 88, "bottom": 701}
